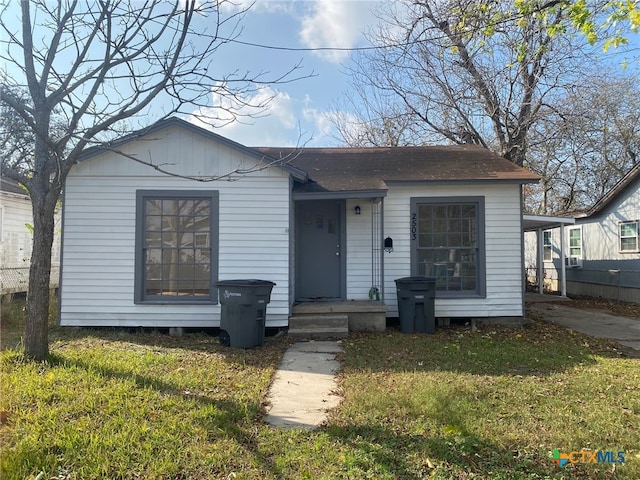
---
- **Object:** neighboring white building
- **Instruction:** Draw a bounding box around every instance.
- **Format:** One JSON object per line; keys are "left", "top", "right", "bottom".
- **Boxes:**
{"left": 59, "top": 118, "right": 539, "bottom": 328}
{"left": 0, "top": 176, "right": 61, "bottom": 295}
{"left": 525, "top": 164, "right": 640, "bottom": 303}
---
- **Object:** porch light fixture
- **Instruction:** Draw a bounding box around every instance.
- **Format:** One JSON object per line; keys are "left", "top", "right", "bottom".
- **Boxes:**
{"left": 354, "top": 205, "right": 361, "bottom": 215}
{"left": 384, "top": 236, "right": 394, "bottom": 253}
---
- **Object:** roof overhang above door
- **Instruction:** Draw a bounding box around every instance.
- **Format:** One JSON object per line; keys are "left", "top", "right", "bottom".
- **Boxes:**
{"left": 522, "top": 214, "right": 575, "bottom": 231}
{"left": 292, "top": 189, "right": 387, "bottom": 201}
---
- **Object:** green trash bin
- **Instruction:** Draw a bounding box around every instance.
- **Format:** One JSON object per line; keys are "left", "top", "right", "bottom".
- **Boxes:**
{"left": 395, "top": 276, "right": 436, "bottom": 334}
{"left": 215, "top": 279, "right": 275, "bottom": 348}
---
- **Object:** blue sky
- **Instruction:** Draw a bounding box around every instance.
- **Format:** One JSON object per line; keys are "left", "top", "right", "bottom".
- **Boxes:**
{"left": 2, "top": 0, "right": 638, "bottom": 149}
{"left": 186, "top": 0, "right": 383, "bottom": 147}
{"left": 187, "top": 0, "right": 640, "bottom": 148}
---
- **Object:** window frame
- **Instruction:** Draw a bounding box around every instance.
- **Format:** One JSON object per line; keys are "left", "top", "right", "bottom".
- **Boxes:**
{"left": 410, "top": 196, "right": 486, "bottom": 298}
{"left": 619, "top": 220, "right": 639, "bottom": 253}
{"left": 543, "top": 230, "right": 553, "bottom": 261}
{"left": 568, "top": 226, "right": 583, "bottom": 259}
{"left": 134, "top": 190, "right": 219, "bottom": 304}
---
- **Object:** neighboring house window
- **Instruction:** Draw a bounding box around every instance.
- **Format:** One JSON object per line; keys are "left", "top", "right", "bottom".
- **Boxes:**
{"left": 568, "top": 227, "right": 582, "bottom": 258}
{"left": 619, "top": 221, "right": 639, "bottom": 252}
{"left": 411, "top": 197, "right": 485, "bottom": 297}
{"left": 135, "top": 190, "right": 219, "bottom": 303}
{"left": 543, "top": 230, "right": 552, "bottom": 261}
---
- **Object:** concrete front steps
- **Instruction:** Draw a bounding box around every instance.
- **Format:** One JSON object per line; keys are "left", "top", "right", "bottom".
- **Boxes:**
{"left": 288, "top": 301, "right": 387, "bottom": 339}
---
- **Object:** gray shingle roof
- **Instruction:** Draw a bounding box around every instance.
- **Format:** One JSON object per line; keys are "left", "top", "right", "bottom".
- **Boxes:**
{"left": 0, "top": 176, "right": 28, "bottom": 196}
{"left": 255, "top": 144, "right": 539, "bottom": 193}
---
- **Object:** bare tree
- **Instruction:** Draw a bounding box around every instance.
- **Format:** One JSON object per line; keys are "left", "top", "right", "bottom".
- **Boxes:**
{"left": 330, "top": 79, "right": 425, "bottom": 147}
{"left": 339, "top": 0, "right": 594, "bottom": 167}
{"left": 0, "top": 0, "right": 305, "bottom": 360}
{"left": 526, "top": 72, "right": 640, "bottom": 213}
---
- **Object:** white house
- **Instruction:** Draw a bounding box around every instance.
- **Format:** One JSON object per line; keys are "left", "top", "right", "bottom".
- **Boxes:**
{"left": 524, "top": 164, "right": 640, "bottom": 303}
{"left": 59, "top": 118, "right": 539, "bottom": 330}
{"left": 0, "top": 176, "right": 61, "bottom": 295}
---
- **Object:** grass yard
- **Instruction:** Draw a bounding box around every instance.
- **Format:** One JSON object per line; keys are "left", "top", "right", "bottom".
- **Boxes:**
{"left": 1, "top": 298, "right": 639, "bottom": 479}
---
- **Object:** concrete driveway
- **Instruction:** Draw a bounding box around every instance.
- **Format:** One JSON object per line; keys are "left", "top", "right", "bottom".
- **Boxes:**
{"left": 526, "top": 294, "right": 640, "bottom": 352}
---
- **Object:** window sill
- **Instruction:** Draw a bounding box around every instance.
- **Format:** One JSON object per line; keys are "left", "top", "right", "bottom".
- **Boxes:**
{"left": 135, "top": 299, "right": 218, "bottom": 305}
{"left": 435, "top": 293, "right": 486, "bottom": 299}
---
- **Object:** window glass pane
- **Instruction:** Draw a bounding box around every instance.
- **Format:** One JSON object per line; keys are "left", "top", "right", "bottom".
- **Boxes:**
{"left": 433, "top": 233, "right": 447, "bottom": 246}
{"left": 416, "top": 202, "right": 478, "bottom": 293}
{"left": 194, "top": 216, "right": 209, "bottom": 232}
{"left": 448, "top": 232, "right": 462, "bottom": 247}
{"left": 447, "top": 205, "right": 461, "bottom": 218}
{"left": 146, "top": 215, "right": 162, "bottom": 231}
{"left": 161, "top": 280, "right": 177, "bottom": 295}
{"left": 140, "top": 194, "right": 213, "bottom": 301}
{"left": 568, "top": 228, "right": 582, "bottom": 257}
{"left": 620, "top": 223, "right": 638, "bottom": 237}
{"left": 162, "top": 199, "right": 178, "bottom": 214}
{"left": 195, "top": 233, "right": 209, "bottom": 247}
{"left": 543, "top": 231, "right": 552, "bottom": 261}
{"left": 418, "top": 219, "right": 431, "bottom": 233}
{"left": 178, "top": 217, "right": 195, "bottom": 233}
{"left": 621, "top": 238, "right": 638, "bottom": 251}
{"left": 145, "top": 199, "right": 162, "bottom": 215}
{"left": 569, "top": 229, "right": 581, "bottom": 243}
{"left": 145, "top": 232, "right": 162, "bottom": 248}
{"left": 178, "top": 261, "right": 194, "bottom": 276}
{"left": 179, "top": 248, "right": 195, "bottom": 263}
{"left": 162, "top": 215, "right": 178, "bottom": 232}
{"left": 448, "top": 218, "right": 462, "bottom": 232}
{"left": 193, "top": 280, "right": 210, "bottom": 294}
{"left": 418, "top": 233, "right": 433, "bottom": 248}
{"left": 181, "top": 232, "right": 194, "bottom": 247}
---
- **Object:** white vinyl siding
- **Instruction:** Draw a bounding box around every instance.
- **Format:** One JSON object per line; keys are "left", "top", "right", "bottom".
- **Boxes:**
{"left": 346, "top": 199, "right": 378, "bottom": 299}
{"left": 0, "top": 192, "right": 61, "bottom": 294}
{"left": 574, "top": 183, "right": 639, "bottom": 262}
{"left": 60, "top": 125, "right": 291, "bottom": 327}
{"left": 0, "top": 194, "right": 32, "bottom": 267}
{"left": 383, "top": 184, "right": 524, "bottom": 318}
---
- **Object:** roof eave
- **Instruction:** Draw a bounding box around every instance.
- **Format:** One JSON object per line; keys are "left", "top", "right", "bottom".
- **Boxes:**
{"left": 385, "top": 178, "right": 539, "bottom": 186}
{"left": 292, "top": 189, "right": 387, "bottom": 200}
{"left": 584, "top": 164, "right": 640, "bottom": 218}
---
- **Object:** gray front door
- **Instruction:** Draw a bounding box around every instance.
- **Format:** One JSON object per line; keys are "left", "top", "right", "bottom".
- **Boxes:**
{"left": 296, "top": 200, "right": 344, "bottom": 300}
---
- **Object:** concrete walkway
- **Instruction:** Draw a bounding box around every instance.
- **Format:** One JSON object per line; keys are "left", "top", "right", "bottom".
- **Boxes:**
{"left": 527, "top": 295, "right": 640, "bottom": 351}
{"left": 264, "top": 341, "right": 343, "bottom": 429}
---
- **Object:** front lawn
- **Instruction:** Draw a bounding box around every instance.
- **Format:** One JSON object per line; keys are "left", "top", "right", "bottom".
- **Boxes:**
{"left": 1, "top": 309, "right": 638, "bottom": 479}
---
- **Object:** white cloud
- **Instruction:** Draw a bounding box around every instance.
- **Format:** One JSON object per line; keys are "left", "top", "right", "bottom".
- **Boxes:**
{"left": 219, "top": 0, "right": 295, "bottom": 15}
{"left": 303, "top": 106, "right": 334, "bottom": 140}
{"left": 189, "top": 85, "right": 303, "bottom": 146}
{"left": 299, "top": 0, "right": 376, "bottom": 64}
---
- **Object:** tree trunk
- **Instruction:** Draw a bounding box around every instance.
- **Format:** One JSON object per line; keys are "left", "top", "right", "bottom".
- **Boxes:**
{"left": 23, "top": 193, "right": 56, "bottom": 360}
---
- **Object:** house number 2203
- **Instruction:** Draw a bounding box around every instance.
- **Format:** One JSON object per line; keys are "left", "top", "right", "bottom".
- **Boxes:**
{"left": 411, "top": 213, "right": 417, "bottom": 241}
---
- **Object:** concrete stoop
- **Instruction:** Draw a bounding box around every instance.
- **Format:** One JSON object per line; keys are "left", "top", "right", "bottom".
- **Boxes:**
{"left": 290, "top": 301, "right": 387, "bottom": 339}
{"left": 287, "top": 315, "right": 349, "bottom": 339}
